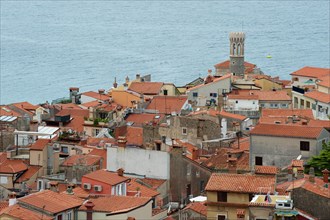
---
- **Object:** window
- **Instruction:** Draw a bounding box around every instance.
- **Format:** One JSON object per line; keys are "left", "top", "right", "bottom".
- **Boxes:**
{"left": 66, "top": 212, "right": 72, "bottom": 220}
{"left": 61, "top": 146, "right": 68, "bottom": 154}
{"left": 255, "top": 156, "right": 263, "bottom": 165}
{"left": 217, "top": 192, "right": 227, "bottom": 202}
{"left": 210, "top": 93, "right": 217, "bottom": 97}
{"left": 300, "top": 141, "right": 310, "bottom": 151}
{"left": 182, "top": 127, "right": 187, "bottom": 135}
{"left": 217, "top": 215, "right": 226, "bottom": 220}
{"left": 94, "top": 129, "right": 100, "bottom": 136}
{"left": 186, "top": 164, "right": 191, "bottom": 176}
{"left": 200, "top": 180, "right": 205, "bottom": 192}
{"left": 57, "top": 214, "right": 63, "bottom": 220}
{"left": 193, "top": 92, "right": 198, "bottom": 97}
{"left": 306, "top": 101, "right": 310, "bottom": 108}
{"left": 281, "top": 103, "right": 287, "bottom": 107}
{"left": 300, "top": 99, "right": 304, "bottom": 107}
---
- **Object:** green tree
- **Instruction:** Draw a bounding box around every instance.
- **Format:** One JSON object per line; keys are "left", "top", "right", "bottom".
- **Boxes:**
{"left": 306, "top": 141, "right": 330, "bottom": 176}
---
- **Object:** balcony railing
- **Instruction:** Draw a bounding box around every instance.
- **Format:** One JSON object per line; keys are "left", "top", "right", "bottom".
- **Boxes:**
{"left": 292, "top": 86, "right": 305, "bottom": 94}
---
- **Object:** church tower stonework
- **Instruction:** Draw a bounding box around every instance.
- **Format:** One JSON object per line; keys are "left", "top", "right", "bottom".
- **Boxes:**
{"left": 229, "top": 32, "right": 245, "bottom": 76}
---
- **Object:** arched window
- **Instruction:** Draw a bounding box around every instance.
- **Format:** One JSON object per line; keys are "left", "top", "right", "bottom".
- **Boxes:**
{"left": 237, "top": 44, "right": 241, "bottom": 55}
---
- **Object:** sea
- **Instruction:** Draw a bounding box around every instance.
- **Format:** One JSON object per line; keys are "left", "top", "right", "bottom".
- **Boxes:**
{"left": 0, "top": 0, "right": 329, "bottom": 105}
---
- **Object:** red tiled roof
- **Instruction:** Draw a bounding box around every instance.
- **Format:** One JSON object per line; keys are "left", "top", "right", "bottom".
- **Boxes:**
{"left": 317, "top": 75, "right": 330, "bottom": 88}
{"left": 231, "top": 137, "right": 250, "bottom": 151}
{"left": 86, "top": 137, "right": 116, "bottom": 147}
{"left": 189, "top": 109, "right": 247, "bottom": 121}
{"left": 255, "top": 90, "right": 291, "bottom": 101}
{"left": 81, "top": 100, "right": 103, "bottom": 108}
{"left": 30, "top": 139, "right": 50, "bottom": 151}
{"left": 88, "top": 148, "right": 107, "bottom": 168}
{"left": 82, "top": 91, "right": 110, "bottom": 101}
{"left": 250, "top": 124, "right": 325, "bottom": 139}
{"left": 55, "top": 103, "right": 83, "bottom": 110}
{"left": 82, "top": 169, "right": 129, "bottom": 186}
{"left": 285, "top": 176, "right": 330, "bottom": 199}
{"left": 78, "top": 196, "right": 151, "bottom": 213}
{"left": 205, "top": 173, "right": 276, "bottom": 193}
{"left": 126, "top": 126, "right": 143, "bottom": 146}
{"left": 61, "top": 154, "right": 101, "bottom": 167}
{"left": 0, "top": 201, "right": 8, "bottom": 212}
{"left": 290, "top": 66, "right": 330, "bottom": 79}
{"left": 0, "top": 106, "right": 21, "bottom": 117}
{"left": 262, "top": 109, "right": 314, "bottom": 118}
{"left": 137, "top": 178, "right": 167, "bottom": 190}
{"left": 128, "top": 82, "right": 163, "bottom": 95}
{"left": 187, "top": 74, "right": 231, "bottom": 91}
{"left": 0, "top": 153, "right": 28, "bottom": 174}
{"left": 304, "top": 90, "right": 330, "bottom": 103}
{"left": 56, "top": 108, "right": 89, "bottom": 132}
{"left": 214, "top": 60, "right": 256, "bottom": 74}
{"left": 19, "top": 190, "right": 83, "bottom": 214}
{"left": 255, "top": 166, "right": 279, "bottom": 175}
{"left": 127, "top": 178, "right": 160, "bottom": 198}
{"left": 227, "top": 94, "right": 259, "bottom": 100}
{"left": 0, "top": 204, "right": 53, "bottom": 220}
{"left": 16, "top": 166, "right": 42, "bottom": 183}
{"left": 183, "top": 202, "right": 207, "bottom": 216}
{"left": 146, "top": 96, "right": 187, "bottom": 114}
{"left": 126, "top": 113, "right": 165, "bottom": 126}
{"left": 202, "top": 148, "right": 250, "bottom": 171}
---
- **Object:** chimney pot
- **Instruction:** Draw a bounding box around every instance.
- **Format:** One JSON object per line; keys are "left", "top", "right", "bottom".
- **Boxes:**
{"left": 9, "top": 192, "right": 17, "bottom": 206}
{"left": 322, "top": 169, "right": 329, "bottom": 183}
{"left": 309, "top": 167, "right": 315, "bottom": 183}
{"left": 117, "top": 168, "right": 124, "bottom": 176}
{"left": 85, "top": 200, "right": 95, "bottom": 220}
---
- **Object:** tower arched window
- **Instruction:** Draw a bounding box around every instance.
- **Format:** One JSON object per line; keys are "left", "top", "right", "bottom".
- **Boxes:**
{"left": 237, "top": 44, "right": 241, "bottom": 55}
{"left": 233, "top": 43, "right": 236, "bottom": 55}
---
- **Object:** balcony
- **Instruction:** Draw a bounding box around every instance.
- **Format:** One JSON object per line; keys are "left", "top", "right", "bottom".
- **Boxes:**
{"left": 292, "top": 86, "right": 305, "bottom": 94}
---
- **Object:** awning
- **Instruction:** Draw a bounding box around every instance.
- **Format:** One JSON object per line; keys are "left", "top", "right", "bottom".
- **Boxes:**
{"left": 275, "top": 210, "right": 299, "bottom": 216}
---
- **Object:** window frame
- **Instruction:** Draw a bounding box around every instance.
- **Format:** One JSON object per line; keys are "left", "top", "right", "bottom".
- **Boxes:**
{"left": 300, "top": 141, "right": 310, "bottom": 151}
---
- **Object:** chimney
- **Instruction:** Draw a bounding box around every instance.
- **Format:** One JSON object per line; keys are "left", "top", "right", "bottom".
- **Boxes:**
{"left": 98, "top": 89, "right": 105, "bottom": 95}
{"left": 309, "top": 167, "right": 315, "bottom": 183}
{"left": 85, "top": 200, "right": 95, "bottom": 220}
{"left": 49, "top": 181, "right": 59, "bottom": 192}
{"left": 117, "top": 168, "right": 124, "bottom": 176}
{"left": 113, "top": 77, "right": 118, "bottom": 88}
{"left": 66, "top": 183, "right": 74, "bottom": 195}
{"left": 8, "top": 192, "right": 17, "bottom": 206}
{"left": 322, "top": 169, "right": 329, "bottom": 183}
{"left": 136, "top": 74, "right": 141, "bottom": 81}
{"left": 207, "top": 69, "right": 212, "bottom": 75}
{"left": 191, "top": 149, "right": 198, "bottom": 161}
{"left": 227, "top": 155, "right": 237, "bottom": 174}
{"left": 125, "top": 76, "right": 130, "bottom": 84}
{"left": 117, "top": 136, "right": 127, "bottom": 148}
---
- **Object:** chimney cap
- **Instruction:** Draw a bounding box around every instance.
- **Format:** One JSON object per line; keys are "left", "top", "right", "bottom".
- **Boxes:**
{"left": 84, "top": 200, "right": 95, "bottom": 209}
{"left": 322, "top": 169, "right": 330, "bottom": 174}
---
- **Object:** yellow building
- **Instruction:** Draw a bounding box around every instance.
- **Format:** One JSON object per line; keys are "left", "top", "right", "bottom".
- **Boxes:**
{"left": 205, "top": 173, "right": 276, "bottom": 220}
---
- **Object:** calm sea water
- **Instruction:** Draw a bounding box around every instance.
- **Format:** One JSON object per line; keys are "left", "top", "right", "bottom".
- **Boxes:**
{"left": 1, "top": 1, "right": 329, "bottom": 104}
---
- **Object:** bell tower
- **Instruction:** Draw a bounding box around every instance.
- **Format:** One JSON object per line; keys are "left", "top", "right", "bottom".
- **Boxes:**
{"left": 229, "top": 32, "right": 245, "bottom": 76}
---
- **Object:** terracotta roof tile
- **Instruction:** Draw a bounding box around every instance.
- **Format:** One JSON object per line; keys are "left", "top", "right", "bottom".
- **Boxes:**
{"left": 126, "top": 113, "right": 165, "bottom": 126}
{"left": 205, "top": 173, "right": 276, "bottom": 193}
{"left": 19, "top": 190, "right": 83, "bottom": 214}
{"left": 137, "top": 178, "right": 167, "bottom": 190}
{"left": 56, "top": 108, "right": 89, "bottom": 132}
{"left": 55, "top": 103, "right": 83, "bottom": 110}
{"left": 290, "top": 66, "right": 330, "bottom": 79}
{"left": 61, "top": 154, "right": 101, "bottom": 167}
{"left": 78, "top": 196, "right": 151, "bottom": 213}
{"left": 82, "top": 91, "right": 110, "bottom": 101}
{"left": 0, "top": 106, "right": 21, "bottom": 117}
{"left": 86, "top": 137, "right": 116, "bottom": 147}
{"left": 16, "top": 166, "right": 42, "bottom": 183}
{"left": 214, "top": 60, "right": 256, "bottom": 74}
{"left": 250, "top": 124, "right": 325, "bottom": 139}
{"left": 87, "top": 148, "right": 107, "bottom": 168}
{"left": 126, "top": 126, "right": 143, "bottom": 146}
{"left": 146, "top": 96, "right": 187, "bottom": 114}
{"left": 254, "top": 90, "right": 291, "bottom": 101}
{"left": 262, "top": 109, "right": 314, "bottom": 118}
{"left": 183, "top": 202, "right": 207, "bottom": 216}
{"left": 0, "top": 204, "right": 53, "bottom": 220}
{"left": 127, "top": 178, "right": 160, "bottom": 198}
{"left": 0, "top": 153, "right": 28, "bottom": 174}
{"left": 317, "top": 75, "right": 330, "bottom": 88}
{"left": 202, "top": 148, "right": 250, "bottom": 171}
{"left": 187, "top": 74, "right": 231, "bottom": 91}
{"left": 128, "top": 82, "right": 163, "bottom": 95}
{"left": 304, "top": 90, "right": 330, "bottom": 103}
{"left": 189, "top": 109, "right": 247, "bottom": 121}
{"left": 30, "top": 139, "right": 50, "bottom": 151}
{"left": 82, "top": 169, "right": 129, "bottom": 186}
{"left": 255, "top": 165, "right": 279, "bottom": 175}
{"left": 0, "top": 201, "right": 8, "bottom": 212}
